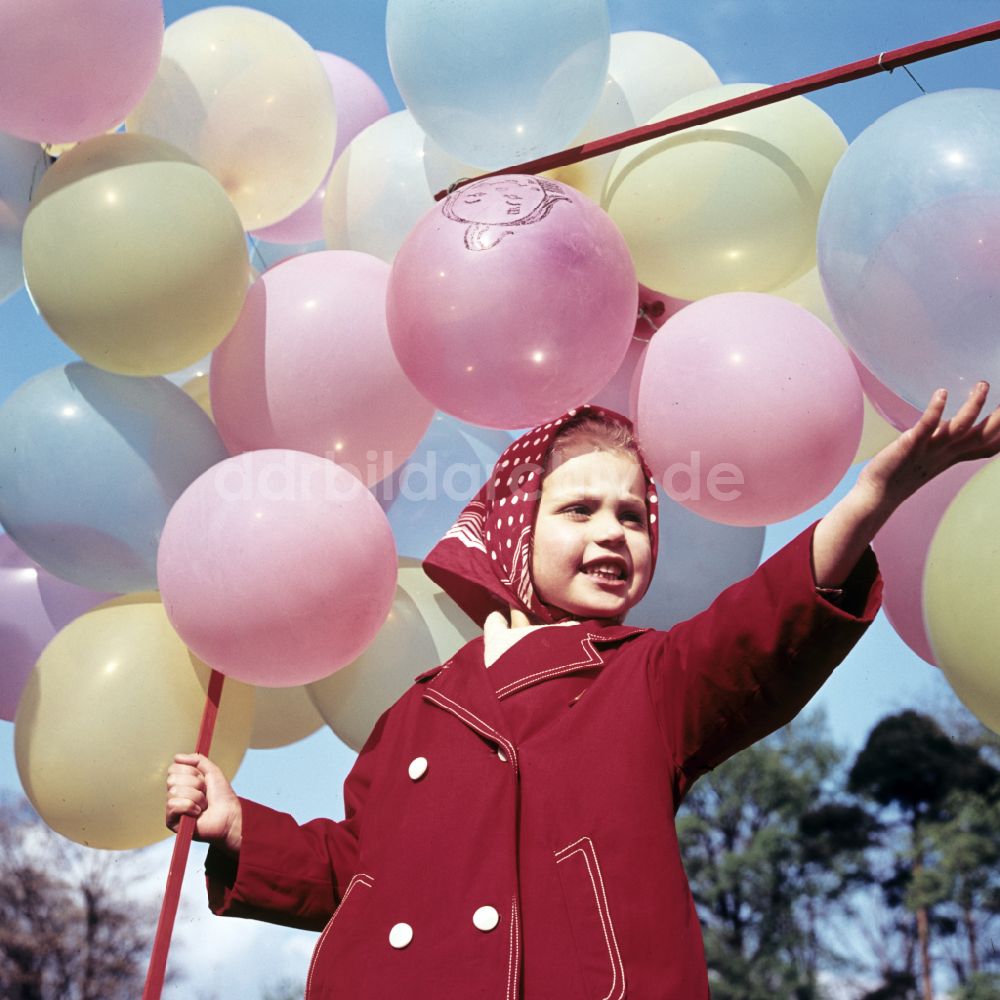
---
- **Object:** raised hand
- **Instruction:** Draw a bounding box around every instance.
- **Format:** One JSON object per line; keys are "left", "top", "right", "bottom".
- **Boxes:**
{"left": 857, "top": 381, "right": 1000, "bottom": 508}
{"left": 812, "top": 381, "right": 1000, "bottom": 589}
{"left": 165, "top": 752, "right": 243, "bottom": 855}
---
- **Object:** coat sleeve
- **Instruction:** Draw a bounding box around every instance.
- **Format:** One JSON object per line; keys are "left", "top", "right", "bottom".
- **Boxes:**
{"left": 644, "top": 521, "right": 882, "bottom": 802}
{"left": 203, "top": 709, "right": 389, "bottom": 931}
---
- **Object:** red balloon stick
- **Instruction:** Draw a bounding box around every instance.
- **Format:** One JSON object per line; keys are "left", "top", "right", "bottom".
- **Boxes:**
{"left": 142, "top": 668, "right": 226, "bottom": 1000}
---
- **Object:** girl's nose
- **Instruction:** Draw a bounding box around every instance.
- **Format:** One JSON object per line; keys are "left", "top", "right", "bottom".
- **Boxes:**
{"left": 591, "top": 510, "right": 625, "bottom": 543}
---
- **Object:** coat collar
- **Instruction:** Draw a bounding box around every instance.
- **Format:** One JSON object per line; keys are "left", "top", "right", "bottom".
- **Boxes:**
{"left": 414, "top": 623, "right": 648, "bottom": 771}
{"left": 412, "top": 621, "right": 647, "bottom": 684}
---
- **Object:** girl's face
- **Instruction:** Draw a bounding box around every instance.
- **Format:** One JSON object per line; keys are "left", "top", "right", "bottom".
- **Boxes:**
{"left": 531, "top": 446, "right": 652, "bottom": 620}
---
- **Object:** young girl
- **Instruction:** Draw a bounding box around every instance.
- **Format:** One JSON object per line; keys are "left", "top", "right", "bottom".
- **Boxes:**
{"left": 167, "top": 386, "right": 1000, "bottom": 999}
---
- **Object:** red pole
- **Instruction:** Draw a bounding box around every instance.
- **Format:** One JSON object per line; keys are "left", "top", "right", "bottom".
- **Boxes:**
{"left": 142, "top": 668, "right": 226, "bottom": 1000}
{"left": 434, "top": 18, "right": 1000, "bottom": 200}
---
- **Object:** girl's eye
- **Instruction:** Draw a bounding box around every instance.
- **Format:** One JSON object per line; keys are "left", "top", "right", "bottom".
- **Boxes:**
{"left": 621, "top": 510, "right": 647, "bottom": 526}
{"left": 563, "top": 505, "right": 590, "bottom": 517}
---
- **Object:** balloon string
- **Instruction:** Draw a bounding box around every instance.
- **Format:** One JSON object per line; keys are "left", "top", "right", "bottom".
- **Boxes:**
{"left": 434, "top": 16, "right": 1000, "bottom": 200}
{"left": 142, "top": 668, "right": 226, "bottom": 1000}
{"left": 901, "top": 65, "right": 928, "bottom": 94}
{"left": 878, "top": 52, "right": 929, "bottom": 93}
{"left": 246, "top": 233, "right": 271, "bottom": 272}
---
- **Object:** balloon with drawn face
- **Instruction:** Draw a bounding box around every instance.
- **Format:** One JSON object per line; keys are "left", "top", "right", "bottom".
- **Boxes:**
{"left": 387, "top": 175, "right": 637, "bottom": 429}
{"left": 442, "top": 176, "right": 570, "bottom": 251}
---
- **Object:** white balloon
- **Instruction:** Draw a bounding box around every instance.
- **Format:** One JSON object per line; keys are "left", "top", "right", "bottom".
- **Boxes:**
{"left": 307, "top": 557, "right": 478, "bottom": 751}
{"left": 0, "top": 135, "right": 47, "bottom": 303}
{"left": 608, "top": 31, "right": 720, "bottom": 128}
{"left": 323, "top": 111, "right": 478, "bottom": 263}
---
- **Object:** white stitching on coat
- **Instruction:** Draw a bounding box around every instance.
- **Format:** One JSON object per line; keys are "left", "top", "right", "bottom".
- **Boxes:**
{"left": 495, "top": 636, "right": 604, "bottom": 698}
{"left": 506, "top": 897, "right": 516, "bottom": 1000}
{"left": 494, "top": 631, "right": 647, "bottom": 699}
{"left": 305, "top": 873, "right": 375, "bottom": 999}
{"left": 512, "top": 896, "right": 520, "bottom": 999}
{"left": 422, "top": 690, "right": 519, "bottom": 771}
{"left": 555, "top": 837, "right": 626, "bottom": 1000}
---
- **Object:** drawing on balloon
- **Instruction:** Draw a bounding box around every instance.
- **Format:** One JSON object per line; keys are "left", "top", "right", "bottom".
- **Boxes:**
{"left": 442, "top": 175, "right": 571, "bottom": 251}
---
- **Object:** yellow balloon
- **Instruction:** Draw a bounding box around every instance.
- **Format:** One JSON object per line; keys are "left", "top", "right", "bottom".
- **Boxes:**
{"left": 307, "top": 558, "right": 478, "bottom": 751}
{"left": 181, "top": 372, "right": 213, "bottom": 419}
{"left": 14, "top": 594, "right": 254, "bottom": 849}
{"left": 23, "top": 133, "right": 247, "bottom": 376}
{"left": 397, "top": 556, "right": 480, "bottom": 659}
{"left": 772, "top": 267, "right": 897, "bottom": 465}
{"left": 771, "top": 265, "right": 837, "bottom": 329}
{"left": 128, "top": 7, "right": 336, "bottom": 229}
{"left": 543, "top": 76, "right": 635, "bottom": 204}
{"left": 249, "top": 684, "right": 324, "bottom": 749}
{"left": 605, "top": 83, "right": 846, "bottom": 300}
{"left": 853, "top": 396, "right": 901, "bottom": 465}
{"left": 924, "top": 459, "right": 1000, "bottom": 734}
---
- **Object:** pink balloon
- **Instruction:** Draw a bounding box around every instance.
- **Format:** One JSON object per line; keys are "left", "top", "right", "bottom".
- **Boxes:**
{"left": 628, "top": 346, "right": 647, "bottom": 425}
{"left": 591, "top": 285, "right": 688, "bottom": 417}
{"left": 851, "top": 351, "right": 923, "bottom": 431}
{"left": 0, "top": 534, "right": 114, "bottom": 720}
{"left": 251, "top": 52, "right": 390, "bottom": 245}
{"left": 157, "top": 450, "right": 398, "bottom": 687}
{"left": 872, "top": 459, "right": 991, "bottom": 665}
{"left": 591, "top": 337, "right": 647, "bottom": 418}
{"left": 636, "top": 292, "right": 863, "bottom": 526}
{"left": 211, "top": 251, "right": 434, "bottom": 487}
{"left": 0, "top": 0, "right": 163, "bottom": 143}
{"left": 386, "top": 175, "right": 637, "bottom": 428}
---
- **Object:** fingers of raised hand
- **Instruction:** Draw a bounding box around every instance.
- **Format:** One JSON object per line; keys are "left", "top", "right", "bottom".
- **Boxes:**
{"left": 912, "top": 389, "right": 948, "bottom": 442}
{"left": 980, "top": 401, "right": 1000, "bottom": 443}
{"left": 940, "top": 381, "right": 990, "bottom": 439}
{"left": 955, "top": 401, "right": 1000, "bottom": 461}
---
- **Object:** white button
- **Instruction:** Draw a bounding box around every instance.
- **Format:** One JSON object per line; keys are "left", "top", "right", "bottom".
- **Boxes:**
{"left": 408, "top": 756, "right": 428, "bottom": 781}
{"left": 496, "top": 748, "right": 508, "bottom": 763}
{"left": 473, "top": 905, "right": 500, "bottom": 932}
{"left": 389, "top": 922, "right": 413, "bottom": 949}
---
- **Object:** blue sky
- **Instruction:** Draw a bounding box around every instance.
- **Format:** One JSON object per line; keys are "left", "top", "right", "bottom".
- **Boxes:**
{"left": 1, "top": 2, "right": 998, "bottom": 996}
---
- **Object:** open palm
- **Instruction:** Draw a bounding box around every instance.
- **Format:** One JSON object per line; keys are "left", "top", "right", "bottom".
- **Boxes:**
{"left": 859, "top": 382, "right": 1000, "bottom": 507}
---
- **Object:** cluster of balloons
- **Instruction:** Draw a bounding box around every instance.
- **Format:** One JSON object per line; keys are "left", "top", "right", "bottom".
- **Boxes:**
{"left": 2, "top": 0, "right": 1000, "bottom": 850}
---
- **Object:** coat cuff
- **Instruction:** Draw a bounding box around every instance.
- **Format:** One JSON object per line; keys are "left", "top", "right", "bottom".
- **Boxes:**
{"left": 205, "top": 798, "right": 336, "bottom": 927}
{"left": 806, "top": 521, "right": 882, "bottom": 622}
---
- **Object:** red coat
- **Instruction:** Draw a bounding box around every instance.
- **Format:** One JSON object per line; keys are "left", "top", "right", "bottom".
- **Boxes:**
{"left": 206, "top": 524, "right": 880, "bottom": 998}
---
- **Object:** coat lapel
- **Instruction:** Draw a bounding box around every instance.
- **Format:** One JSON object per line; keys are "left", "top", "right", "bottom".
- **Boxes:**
{"left": 490, "top": 625, "right": 647, "bottom": 702}
{"left": 418, "top": 637, "right": 522, "bottom": 772}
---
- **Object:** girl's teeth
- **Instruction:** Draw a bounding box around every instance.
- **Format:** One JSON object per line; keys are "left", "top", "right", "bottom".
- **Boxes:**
{"left": 586, "top": 567, "right": 620, "bottom": 580}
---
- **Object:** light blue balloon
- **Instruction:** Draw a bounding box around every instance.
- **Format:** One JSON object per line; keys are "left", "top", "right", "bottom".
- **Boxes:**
{"left": 375, "top": 412, "right": 510, "bottom": 559}
{"left": 626, "top": 489, "right": 765, "bottom": 631}
{"left": 818, "top": 88, "right": 1000, "bottom": 415}
{"left": 0, "top": 363, "right": 229, "bottom": 592}
{"left": 386, "top": 0, "right": 610, "bottom": 169}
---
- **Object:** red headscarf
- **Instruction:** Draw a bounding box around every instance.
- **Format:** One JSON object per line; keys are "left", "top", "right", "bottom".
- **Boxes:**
{"left": 423, "top": 405, "right": 660, "bottom": 626}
